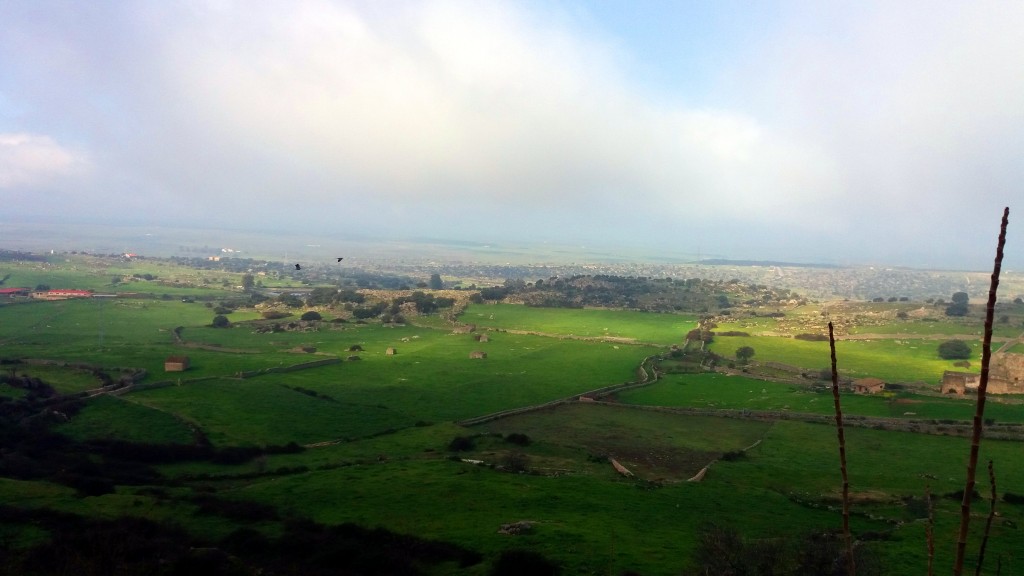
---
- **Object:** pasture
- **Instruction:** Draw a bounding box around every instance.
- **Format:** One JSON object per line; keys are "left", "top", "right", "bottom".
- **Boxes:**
{"left": 708, "top": 333, "right": 976, "bottom": 382}
{"left": 462, "top": 303, "right": 695, "bottom": 344}
{"left": 616, "top": 372, "right": 1024, "bottom": 423}
{"left": 3, "top": 261, "right": 1024, "bottom": 575}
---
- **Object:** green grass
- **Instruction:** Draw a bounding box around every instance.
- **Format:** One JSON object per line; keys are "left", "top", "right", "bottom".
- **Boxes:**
{"left": 462, "top": 303, "right": 695, "bottom": 344}
{"left": 55, "top": 394, "right": 196, "bottom": 444}
{"left": 5, "top": 260, "right": 1024, "bottom": 574}
{"left": 127, "top": 377, "right": 411, "bottom": 446}
{"left": 709, "top": 334, "right": 971, "bottom": 382}
{"left": 617, "top": 372, "right": 1024, "bottom": 423}
{"left": 4, "top": 363, "right": 108, "bottom": 394}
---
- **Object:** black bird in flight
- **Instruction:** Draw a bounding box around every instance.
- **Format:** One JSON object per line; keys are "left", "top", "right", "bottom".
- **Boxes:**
{"left": 336, "top": 257, "right": 344, "bottom": 262}
{"left": 294, "top": 263, "right": 301, "bottom": 270}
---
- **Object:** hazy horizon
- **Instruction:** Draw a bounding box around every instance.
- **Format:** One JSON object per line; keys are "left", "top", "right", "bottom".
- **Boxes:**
{"left": 1, "top": 1, "right": 1020, "bottom": 269}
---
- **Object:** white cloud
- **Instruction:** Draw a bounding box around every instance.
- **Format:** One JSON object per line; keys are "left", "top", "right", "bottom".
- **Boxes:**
{"left": 126, "top": 0, "right": 843, "bottom": 232}
{"left": 1, "top": 0, "right": 1020, "bottom": 266}
{"left": 0, "top": 133, "right": 87, "bottom": 189}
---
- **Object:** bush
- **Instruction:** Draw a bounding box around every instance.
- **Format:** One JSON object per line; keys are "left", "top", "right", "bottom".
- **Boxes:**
{"left": 794, "top": 333, "right": 829, "bottom": 341}
{"left": 211, "top": 315, "right": 230, "bottom": 328}
{"left": 448, "top": 436, "right": 475, "bottom": 452}
{"left": 504, "top": 433, "right": 531, "bottom": 446}
{"left": 261, "top": 310, "right": 291, "bottom": 320}
{"left": 1003, "top": 492, "right": 1024, "bottom": 505}
{"left": 501, "top": 452, "right": 530, "bottom": 473}
{"left": 938, "top": 340, "right": 972, "bottom": 360}
{"left": 300, "top": 311, "right": 322, "bottom": 321}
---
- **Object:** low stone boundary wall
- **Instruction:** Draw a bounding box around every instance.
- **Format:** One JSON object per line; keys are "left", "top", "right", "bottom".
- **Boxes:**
{"left": 232, "top": 357, "right": 341, "bottom": 379}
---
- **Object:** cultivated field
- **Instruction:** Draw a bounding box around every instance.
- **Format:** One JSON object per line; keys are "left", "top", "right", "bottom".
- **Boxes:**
{"left": 2, "top": 255, "right": 1024, "bottom": 574}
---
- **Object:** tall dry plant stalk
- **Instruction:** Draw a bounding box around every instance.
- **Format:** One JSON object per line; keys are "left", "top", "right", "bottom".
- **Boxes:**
{"left": 926, "top": 485, "right": 934, "bottom": 576}
{"left": 828, "top": 321, "right": 855, "bottom": 575}
{"left": 953, "top": 206, "right": 1009, "bottom": 576}
{"left": 976, "top": 460, "right": 997, "bottom": 576}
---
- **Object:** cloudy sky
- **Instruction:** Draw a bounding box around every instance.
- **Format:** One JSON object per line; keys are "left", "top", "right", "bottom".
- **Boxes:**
{"left": 1, "top": 1, "right": 1021, "bottom": 268}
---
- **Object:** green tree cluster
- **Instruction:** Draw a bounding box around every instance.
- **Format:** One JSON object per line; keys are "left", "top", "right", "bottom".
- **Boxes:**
{"left": 938, "top": 339, "right": 972, "bottom": 360}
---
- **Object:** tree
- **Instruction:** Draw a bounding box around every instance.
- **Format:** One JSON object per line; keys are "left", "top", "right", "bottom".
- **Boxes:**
{"left": 300, "top": 311, "right": 322, "bottom": 321}
{"left": 241, "top": 274, "right": 255, "bottom": 292}
{"left": 945, "top": 302, "right": 969, "bottom": 316}
{"left": 211, "top": 315, "right": 230, "bottom": 328}
{"left": 736, "top": 346, "right": 755, "bottom": 364}
{"left": 429, "top": 273, "right": 443, "bottom": 290}
{"left": 938, "top": 339, "right": 972, "bottom": 360}
{"left": 951, "top": 291, "right": 969, "bottom": 305}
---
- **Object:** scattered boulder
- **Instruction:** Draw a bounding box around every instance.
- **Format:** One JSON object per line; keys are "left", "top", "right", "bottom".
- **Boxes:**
{"left": 498, "top": 521, "right": 535, "bottom": 535}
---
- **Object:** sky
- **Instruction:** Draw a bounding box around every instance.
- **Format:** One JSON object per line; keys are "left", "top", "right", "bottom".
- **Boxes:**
{"left": 0, "top": 0, "right": 1021, "bottom": 269}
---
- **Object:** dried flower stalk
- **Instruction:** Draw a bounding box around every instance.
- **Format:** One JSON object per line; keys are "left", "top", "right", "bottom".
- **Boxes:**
{"left": 954, "top": 207, "right": 1009, "bottom": 576}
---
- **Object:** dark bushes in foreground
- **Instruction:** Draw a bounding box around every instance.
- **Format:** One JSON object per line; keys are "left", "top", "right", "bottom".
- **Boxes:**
{"left": 0, "top": 507, "right": 483, "bottom": 576}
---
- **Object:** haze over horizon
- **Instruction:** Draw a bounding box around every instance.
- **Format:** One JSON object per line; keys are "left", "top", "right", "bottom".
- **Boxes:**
{"left": 1, "top": 1, "right": 1020, "bottom": 269}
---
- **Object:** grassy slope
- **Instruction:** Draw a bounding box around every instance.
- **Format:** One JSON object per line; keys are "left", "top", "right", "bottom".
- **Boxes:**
{"left": 618, "top": 373, "right": 1024, "bottom": 423}
{"left": 4, "top": 264, "right": 1024, "bottom": 574}
{"left": 462, "top": 303, "right": 696, "bottom": 344}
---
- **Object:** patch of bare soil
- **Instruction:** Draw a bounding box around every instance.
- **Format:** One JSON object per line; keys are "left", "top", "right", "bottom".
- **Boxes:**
{"left": 589, "top": 442, "right": 714, "bottom": 483}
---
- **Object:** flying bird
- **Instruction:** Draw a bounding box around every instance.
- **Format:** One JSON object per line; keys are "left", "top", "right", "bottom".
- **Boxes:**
{"left": 336, "top": 257, "right": 344, "bottom": 262}
{"left": 294, "top": 263, "right": 301, "bottom": 270}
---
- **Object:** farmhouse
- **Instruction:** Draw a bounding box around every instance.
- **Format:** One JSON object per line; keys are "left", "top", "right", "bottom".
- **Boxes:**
{"left": 32, "top": 289, "right": 93, "bottom": 300}
{"left": 940, "top": 371, "right": 980, "bottom": 395}
{"left": 0, "top": 287, "right": 30, "bottom": 297}
{"left": 939, "top": 354, "right": 1024, "bottom": 395}
{"left": 164, "top": 356, "right": 190, "bottom": 372}
{"left": 988, "top": 352, "right": 1024, "bottom": 394}
{"left": 851, "top": 377, "right": 885, "bottom": 394}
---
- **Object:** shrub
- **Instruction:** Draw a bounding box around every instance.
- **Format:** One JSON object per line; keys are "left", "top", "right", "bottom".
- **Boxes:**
{"left": 505, "top": 433, "right": 531, "bottom": 446}
{"left": 300, "top": 310, "right": 322, "bottom": 321}
{"left": 261, "top": 310, "right": 291, "bottom": 320}
{"left": 448, "top": 436, "right": 475, "bottom": 452}
{"left": 211, "top": 315, "right": 230, "bottom": 328}
{"left": 501, "top": 452, "right": 530, "bottom": 473}
{"left": 938, "top": 339, "right": 972, "bottom": 360}
{"left": 794, "top": 333, "right": 829, "bottom": 341}
{"left": 1003, "top": 492, "right": 1024, "bottom": 505}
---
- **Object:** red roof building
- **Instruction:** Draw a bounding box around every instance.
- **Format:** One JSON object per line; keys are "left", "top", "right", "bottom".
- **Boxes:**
{"left": 32, "top": 289, "right": 93, "bottom": 300}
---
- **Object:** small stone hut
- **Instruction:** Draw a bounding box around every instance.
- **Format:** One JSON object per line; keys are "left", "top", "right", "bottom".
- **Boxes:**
{"left": 385, "top": 347, "right": 396, "bottom": 356}
{"left": 851, "top": 377, "right": 885, "bottom": 394}
{"left": 469, "top": 350, "right": 487, "bottom": 359}
{"left": 164, "top": 356, "right": 190, "bottom": 372}
{"left": 475, "top": 333, "right": 489, "bottom": 342}
{"left": 941, "top": 371, "right": 980, "bottom": 395}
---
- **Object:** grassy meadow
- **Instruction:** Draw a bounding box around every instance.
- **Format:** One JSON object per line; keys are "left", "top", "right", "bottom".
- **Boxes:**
{"left": 462, "top": 303, "right": 696, "bottom": 344}
{"left": 3, "top": 257, "right": 1024, "bottom": 574}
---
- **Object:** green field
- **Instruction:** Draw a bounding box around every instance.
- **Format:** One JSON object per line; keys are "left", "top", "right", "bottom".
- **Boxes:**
{"left": 709, "top": 334, "right": 976, "bottom": 382}
{"left": 3, "top": 259, "right": 1024, "bottom": 575}
{"left": 617, "top": 372, "right": 1024, "bottom": 422}
{"left": 462, "top": 303, "right": 695, "bottom": 344}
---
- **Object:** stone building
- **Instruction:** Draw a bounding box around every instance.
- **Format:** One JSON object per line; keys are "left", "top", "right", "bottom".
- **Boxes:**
{"left": 940, "top": 353, "right": 1024, "bottom": 395}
